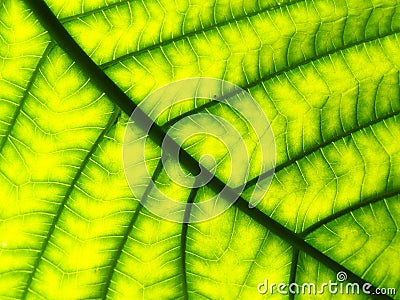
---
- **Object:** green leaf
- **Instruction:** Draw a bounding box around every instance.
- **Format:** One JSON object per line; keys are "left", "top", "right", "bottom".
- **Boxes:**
{"left": 1, "top": 0, "right": 399, "bottom": 299}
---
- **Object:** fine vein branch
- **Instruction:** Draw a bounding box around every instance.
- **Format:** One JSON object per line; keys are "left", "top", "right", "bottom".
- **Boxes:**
{"left": 21, "top": 109, "right": 120, "bottom": 298}
{"left": 102, "top": 161, "right": 164, "bottom": 300}
{"left": 23, "top": 1, "right": 393, "bottom": 299}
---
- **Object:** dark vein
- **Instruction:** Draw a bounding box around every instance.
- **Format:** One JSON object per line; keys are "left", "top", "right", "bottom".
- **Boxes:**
{"left": 180, "top": 186, "right": 200, "bottom": 300}
{"left": 0, "top": 42, "right": 54, "bottom": 155}
{"left": 97, "top": 0, "right": 307, "bottom": 70}
{"left": 59, "top": 0, "right": 133, "bottom": 23}
{"left": 233, "top": 198, "right": 391, "bottom": 300}
{"left": 163, "top": 29, "right": 400, "bottom": 130}
{"left": 24, "top": 1, "right": 394, "bottom": 299}
{"left": 21, "top": 109, "right": 120, "bottom": 299}
{"left": 102, "top": 161, "right": 198, "bottom": 300}
{"left": 100, "top": 8, "right": 400, "bottom": 71}
{"left": 243, "top": 109, "right": 400, "bottom": 190}
{"left": 60, "top": 0, "right": 304, "bottom": 26}
{"left": 22, "top": 0, "right": 131, "bottom": 115}
{"left": 102, "top": 161, "right": 164, "bottom": 300}
{"left": 288, "top": 249, "right": 299, "bottom": 300}
{"left": 300, "top": 189, "right": 400, "bottom": 238}
{"left": 25, "top": 0, "right": 202, "bottom": 176}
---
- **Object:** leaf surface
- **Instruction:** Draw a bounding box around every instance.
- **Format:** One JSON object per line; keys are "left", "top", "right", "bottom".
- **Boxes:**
{"left": 0, "top": 0, "right": 399, "bottom": 299}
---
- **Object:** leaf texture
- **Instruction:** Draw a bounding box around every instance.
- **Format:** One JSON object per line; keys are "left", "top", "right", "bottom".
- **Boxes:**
{"left": 0, "top": 0, "right": 399, "bottom": 299}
